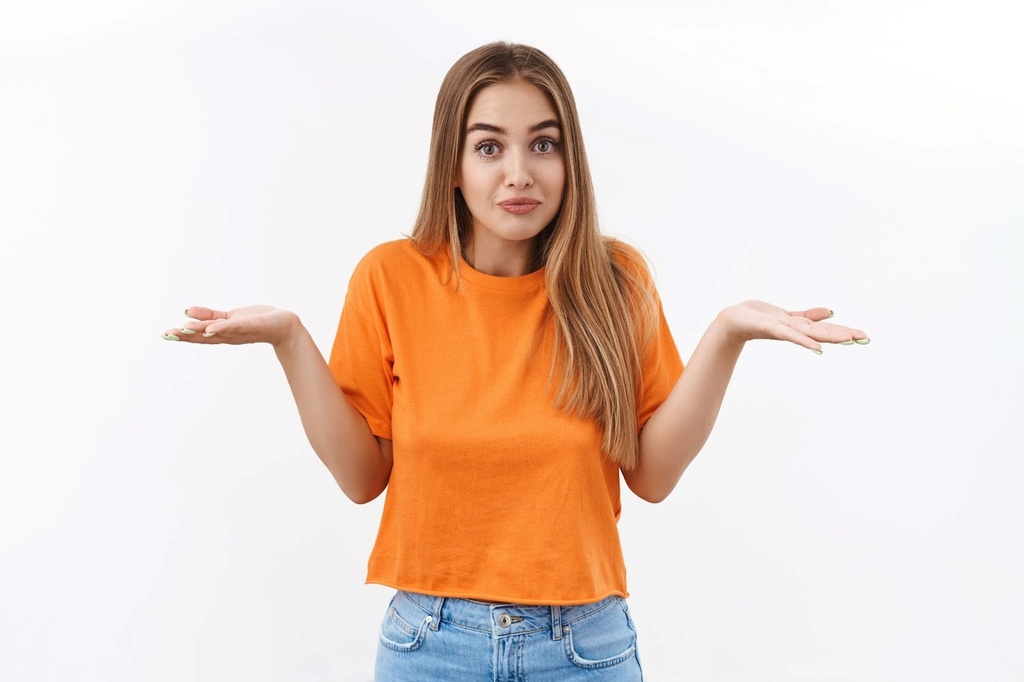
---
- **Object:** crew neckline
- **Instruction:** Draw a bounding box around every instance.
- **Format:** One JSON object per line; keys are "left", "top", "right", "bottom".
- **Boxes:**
{"left": 455, "top": 253, "right": 546, "bottom": 292}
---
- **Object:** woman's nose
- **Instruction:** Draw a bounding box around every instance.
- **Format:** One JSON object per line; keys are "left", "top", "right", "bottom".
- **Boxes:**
{"left": 504, "top": 149, "right": 533, "bottom": 188}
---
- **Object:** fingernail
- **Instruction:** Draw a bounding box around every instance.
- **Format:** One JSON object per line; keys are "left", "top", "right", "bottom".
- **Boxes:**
{"left": 180, "top": 328, "right": 196, "bottom": 335}
{"left": 810, "top": 348, "right": 823, "bottom": 355}
{"left": 203, "top": 332, "right": 216, "bottom": 338}
{"left": 840, "top": 340, "right": 855, "bottom": 346}
{"left": 162, "top": 333, "right": 180, "bottom": 341}
{"left": 827, "top": 310, "right": 835, "bottom": 319}
{"left": 854, "top": 338, "right": 871, "bottom": 345}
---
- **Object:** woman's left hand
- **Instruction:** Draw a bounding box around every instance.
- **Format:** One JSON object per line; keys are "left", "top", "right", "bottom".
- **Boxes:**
{"left": 719, "top": 301, "right": 870, "bottom": 354}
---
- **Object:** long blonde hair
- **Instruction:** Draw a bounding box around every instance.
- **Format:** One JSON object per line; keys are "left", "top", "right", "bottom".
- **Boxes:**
{"left": 411, "top": 42, "right": 657, "bottom": 469}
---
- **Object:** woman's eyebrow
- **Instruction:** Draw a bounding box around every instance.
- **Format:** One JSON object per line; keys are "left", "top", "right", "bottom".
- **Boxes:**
{"left": 465, "top": 119, "right": 562, "bottom": 135}
{"left": 530, "top": 119, "right": 561, "bottom": 133}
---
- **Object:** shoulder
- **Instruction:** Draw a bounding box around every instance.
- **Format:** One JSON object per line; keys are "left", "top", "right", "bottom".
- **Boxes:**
{"left": 350, "top": 238, "right": 441, "bottom": 282}
{"left": 346, "top": 238, "right": 448, "bottom": 305}
{"left": 353, "top": 238, "right": 423, "bottom": 272}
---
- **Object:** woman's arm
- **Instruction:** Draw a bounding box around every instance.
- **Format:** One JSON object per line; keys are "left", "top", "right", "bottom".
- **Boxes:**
{"left": 623, "top": 301, "right": 868, "bottom": 503}
{"left": 164, "top": 306, "right": 392, "bottom": 504}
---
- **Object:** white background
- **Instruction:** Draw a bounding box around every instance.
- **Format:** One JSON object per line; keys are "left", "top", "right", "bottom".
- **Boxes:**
{"left": 2, "top": 1, "right": 1022, "bottom": 680}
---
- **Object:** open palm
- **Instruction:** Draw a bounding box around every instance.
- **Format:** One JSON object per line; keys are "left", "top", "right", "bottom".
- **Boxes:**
{"left": 721, "top": 300, "right": 869, "bottom": 353}
{"left": 162, "top": 306, "right": 301, "bottom": 346}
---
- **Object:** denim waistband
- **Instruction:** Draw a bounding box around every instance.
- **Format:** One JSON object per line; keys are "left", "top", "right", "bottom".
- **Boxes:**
{"left": 394, "top": 590, "right": 625, "bottom": 641}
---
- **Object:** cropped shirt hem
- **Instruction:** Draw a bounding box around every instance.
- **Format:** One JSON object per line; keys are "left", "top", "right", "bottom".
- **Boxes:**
{"left": 365, "top": 579, "right": 630, "bottom": 607}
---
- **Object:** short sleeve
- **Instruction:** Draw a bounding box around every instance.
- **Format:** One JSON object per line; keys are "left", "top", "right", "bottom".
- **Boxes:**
{"left": 327, "top": 251, "right": 395, "bottom": 440}
{"left": 607, "top": 239, "right": 684, "bottom": 429}
{"left": 637, "top": 290, "right": 684, "bottom": 429}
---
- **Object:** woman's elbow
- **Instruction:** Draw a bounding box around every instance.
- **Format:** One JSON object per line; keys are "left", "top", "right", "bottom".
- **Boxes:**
{"left": 341, "top": 479, "right": 388, "bottom": 505}
{"left": 623, "top": 473, "right": 674, "bottom": 504}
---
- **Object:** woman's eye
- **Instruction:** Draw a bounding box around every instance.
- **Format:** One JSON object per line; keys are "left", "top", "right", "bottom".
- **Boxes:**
{"left": 475, "top": 143, "right": 499, "bottom": 156}
{"left": 533, "top": 139, "right": 557, "bottom": 153}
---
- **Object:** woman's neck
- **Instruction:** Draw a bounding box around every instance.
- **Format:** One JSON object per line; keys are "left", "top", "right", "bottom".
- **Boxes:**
{"left": 462, "top": 234, "right": 538, "bottom": 277}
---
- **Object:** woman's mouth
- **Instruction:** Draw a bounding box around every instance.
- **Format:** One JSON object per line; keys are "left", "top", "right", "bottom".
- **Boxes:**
{"left": 498, "top": 199, "right": 540, "bottom": 215}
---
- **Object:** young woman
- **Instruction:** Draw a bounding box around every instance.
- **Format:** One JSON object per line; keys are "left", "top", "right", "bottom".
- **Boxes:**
{"left": 162, "top": 42, "right": 868, "bottom": 680}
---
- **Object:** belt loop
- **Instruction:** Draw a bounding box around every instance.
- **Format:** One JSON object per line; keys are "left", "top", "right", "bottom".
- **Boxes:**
{"left": 429, "top": 596, "right": 444, "bottom": 631}
{"left": 550, "top": 605, "right": 562, "bottom": 640}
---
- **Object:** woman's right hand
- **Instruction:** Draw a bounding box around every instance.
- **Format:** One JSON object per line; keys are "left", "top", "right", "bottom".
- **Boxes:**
{"left": 163, "top": 306, "right": 391, "bottom": 502}
{"left": 162, "top": 306, "right": 301, "bottom": 347}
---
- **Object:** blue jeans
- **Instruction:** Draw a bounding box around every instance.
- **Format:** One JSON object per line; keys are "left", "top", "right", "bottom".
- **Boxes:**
{"left": 374, "top": 590, "right": 644, "bottom": 681}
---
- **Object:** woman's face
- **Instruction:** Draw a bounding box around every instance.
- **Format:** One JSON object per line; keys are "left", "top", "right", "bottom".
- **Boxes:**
{"left": 456, "top": 80, "right": 565, "bottom": 272}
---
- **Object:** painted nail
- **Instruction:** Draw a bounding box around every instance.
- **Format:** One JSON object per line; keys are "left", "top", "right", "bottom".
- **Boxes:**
{"left": 827, "top": 310, "right": 835, "bottom": 319}
{"left": 840, "top": 340, "right": 855, "bottom": 345}
{"left": 179, "top": 328, "right": 196, "bottom": 335}
{"left": 854, "top": 338, "right": 871, "bottom": 345}
{"left": 203, "top": 332, "right": 216, "bottom": 338}
{"left": 810, "top": 348, "right": 823, "bottom": 355}
{"left": 162, "top": 333, "right": 180, "bottom": 341}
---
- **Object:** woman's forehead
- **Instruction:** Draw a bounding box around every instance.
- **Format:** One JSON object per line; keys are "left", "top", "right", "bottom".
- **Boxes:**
{"left": 465, "top": 81, "right": 559, "bottom": 132}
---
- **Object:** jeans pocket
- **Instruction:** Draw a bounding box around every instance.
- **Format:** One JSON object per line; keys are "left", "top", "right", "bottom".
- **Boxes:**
{"left": 378, "top": 594, "right": 431, "bottom": 653}
{"left": 561, "top": 598, "right": 637, "bottom": 670}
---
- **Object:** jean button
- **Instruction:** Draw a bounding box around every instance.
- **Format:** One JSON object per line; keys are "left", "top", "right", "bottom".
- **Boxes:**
{"left": 497, "top": 614, "right": 512, "bottom": 628}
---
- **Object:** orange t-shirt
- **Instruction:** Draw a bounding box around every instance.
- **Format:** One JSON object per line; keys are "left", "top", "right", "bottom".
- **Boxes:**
{"left": 328, "top": 239, "right": 683, "bottom": 605}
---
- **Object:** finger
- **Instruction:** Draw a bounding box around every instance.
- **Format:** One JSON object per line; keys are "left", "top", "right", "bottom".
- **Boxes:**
{"left": 164, "top": 315, "right": 230, "bottom": 343}
{"left": 163, "top": 318, "right": 249, "bottom": 343}
{"left": 161, "top": 325, "right": 220, "bottom": 343}
{"left": 789, "top": 308, "right": 871, "bottom": 344}
{"left": 797, "top": 321, "right": 871, "bottom": 345}
{"left": 179, "top": 318, "right": 217, "bottom": 336}
{"left": 768, "top": 319, "right": 822, "bottom": 353}
{"left": 789, "top": 307, "right": 833, "bottom": 322}
{"left": 834, "top": 325, "right": 871, "bottom": 345}
{"left": 200, "top": 314, "right": 272, "bottom": 341}
{"left": 184, "top": 306, "right": 231, "bottom": 321}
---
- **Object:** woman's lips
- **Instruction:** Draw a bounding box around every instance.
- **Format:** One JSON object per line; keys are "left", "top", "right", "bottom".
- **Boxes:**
{"left": 498, "top": 199, "right": 540, "bottom": 215}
